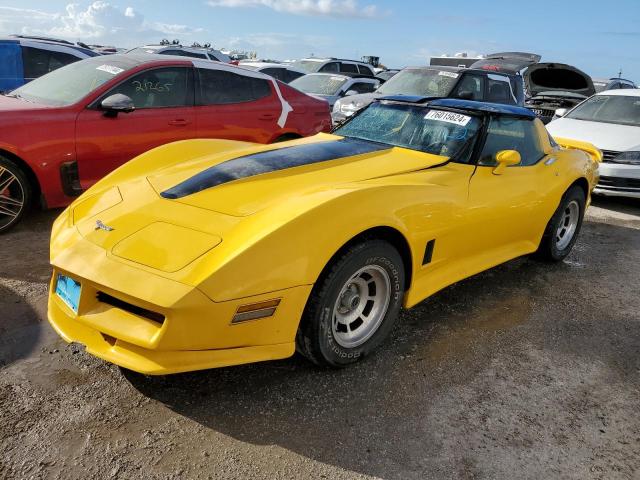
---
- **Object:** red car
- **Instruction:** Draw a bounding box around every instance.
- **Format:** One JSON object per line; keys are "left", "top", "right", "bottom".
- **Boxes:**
{"left": 0, "top": 54, "right": 331, "bottom": 232}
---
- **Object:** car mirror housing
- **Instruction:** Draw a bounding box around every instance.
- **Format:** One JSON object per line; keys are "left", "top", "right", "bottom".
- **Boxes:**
{"left": 100, "top": 94, "right": 135, "bottom": 117}
{"left": 344, "top": 90, "right": 359, "bottom": 97}
{"left": 493, "top": 150, "right": 521, "bottom": 175}
{"left": 555, "top": 108, "right": 568, "bottom": 118}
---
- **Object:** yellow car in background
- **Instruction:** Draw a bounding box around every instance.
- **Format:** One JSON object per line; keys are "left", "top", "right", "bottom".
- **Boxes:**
{"left": 48, "top": 98, "right": 600, "bottom": 375}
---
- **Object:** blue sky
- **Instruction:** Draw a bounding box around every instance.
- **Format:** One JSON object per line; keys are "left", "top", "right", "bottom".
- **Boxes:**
{"left": 1, "top": 0, "right": 638, "bottom": 80}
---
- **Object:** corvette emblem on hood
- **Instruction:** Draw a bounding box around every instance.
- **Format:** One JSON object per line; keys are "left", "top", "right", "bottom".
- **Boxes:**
{"left": 94, "top": 220, "right": 115, "bottom": 232}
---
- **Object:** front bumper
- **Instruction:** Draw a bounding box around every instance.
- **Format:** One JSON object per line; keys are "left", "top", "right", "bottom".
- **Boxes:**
{"left": 48, "top": 235, "right": 312, "bottom": 374}
{"left": 593, "top": 163, "right": 640, "bottom": 199}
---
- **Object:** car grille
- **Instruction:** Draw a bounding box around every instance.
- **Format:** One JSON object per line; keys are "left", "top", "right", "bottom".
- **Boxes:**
{"left": 598, "top": 176, "right": 640, "bottom": 191}
{"left": 530, "top": 108, "right": 555, "bottom": 118}
{"left": 601, "top": 150, "right": 621, "bottom": 163}
{"left": 96, "top": 291, "right": 165, "bottom": 325}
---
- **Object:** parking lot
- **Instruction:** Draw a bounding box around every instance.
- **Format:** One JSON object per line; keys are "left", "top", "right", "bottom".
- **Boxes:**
{"left": 0, "top": 196, "right": 638, "bottom": 480}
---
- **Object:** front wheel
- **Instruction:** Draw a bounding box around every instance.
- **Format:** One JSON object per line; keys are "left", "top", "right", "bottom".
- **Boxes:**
{"left": 296, "top": 239, "right": 405, "bottom": 367}
{"left": 535, "top": 185, "right": 586, "bottom": 262}
{"left": 0, "top": 156, "right": 31, "bottom": 234}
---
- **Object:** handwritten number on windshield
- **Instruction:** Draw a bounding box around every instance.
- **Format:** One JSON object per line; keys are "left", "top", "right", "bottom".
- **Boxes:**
{"left": 132, "top": 81, "right": 173, "bottom": 93}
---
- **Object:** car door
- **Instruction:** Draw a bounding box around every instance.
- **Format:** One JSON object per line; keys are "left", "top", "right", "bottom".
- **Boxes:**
{"left": 75, "top": 65, "right": 195, "bottom": 188}
{"left": 194, "top": 64, "right": 282, "bottom": 144}
{"left": 466, "top": 116, "right": 557, "bottom": 258}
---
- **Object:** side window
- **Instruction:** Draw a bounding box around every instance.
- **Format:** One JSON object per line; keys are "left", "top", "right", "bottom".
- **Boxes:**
{"left": 106, "top": 67, "right": 191, "bottom": 108}
{"left": 340, "top": 63, "right": 359, "bottom": 74}
{"left": 22, "top": 47, "right": 79, "bottom": 79}
{"left": 286, "top": 70, "right": 304, "bottom": 83}
{"left": 453, "top": 74, "right": 484, "bottom": 101}
{"left": 479, "top": 117, "right": 545, "bottom": 167}
{"left": 358, "top": 65, "right": 374, "bottom": 76}
{"left": 197, "top": 68, "right": 271, "bottom": 104}
{"left": 349, "top": 82, "right": 377, "bottom": 94}
{"left": 261, "top": 67, "right": 286, "bottom": 82}
{"left": 319, "top": 62, "right": 339, "bottom": 73}
{"left": 487, "top": 77, "right": 514, "bottom": 104}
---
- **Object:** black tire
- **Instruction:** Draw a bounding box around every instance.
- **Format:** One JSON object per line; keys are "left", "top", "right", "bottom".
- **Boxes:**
{"left": 296, "top": 239, "right": 405, "bottom": 367}
{"left": 0, "top": 156, "right": 32, "bottom": 234}
{"left": 535, "top": 185, "right": 586, "bottom": 262}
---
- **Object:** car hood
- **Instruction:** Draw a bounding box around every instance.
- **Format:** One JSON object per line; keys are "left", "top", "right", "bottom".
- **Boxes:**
{"left": 148, "top": 134, "right": 447, "bottom": 216}
{"left": 547, "top": 117, "right": 640, "bottom": 151}
{"left": 0, "top": 94, "right": 52, "bottom": 112}
{"left": 524, "top": 63, "right": 595, "bottom": 99}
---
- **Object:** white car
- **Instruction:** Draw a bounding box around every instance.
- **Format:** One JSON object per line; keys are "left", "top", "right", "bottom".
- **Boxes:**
{"left": 289, "top": 73, "right": 379, "bottom": 109}
{"left": 127, "top": 44, "right": 231, "bottom": 63}
{"left": 547, "top": 90, "right": 640, "bottom": 199}
{"left": 238, "top": 62, "right": 305, "bottom": 83}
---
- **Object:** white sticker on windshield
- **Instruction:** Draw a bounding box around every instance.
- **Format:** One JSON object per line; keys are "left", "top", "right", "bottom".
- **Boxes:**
{"left": 96, "top": 65, "right": 124, "bottom": 75}
{"left": 438, "top": 71, "right": 459, "bottom": 78}
{"left": 425, "top": 110, "right": 472, "bottom": 126}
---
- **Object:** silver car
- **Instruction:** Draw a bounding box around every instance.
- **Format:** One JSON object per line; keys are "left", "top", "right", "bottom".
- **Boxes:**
{"left": 289, "top": 73, "right": 379, "bottom": 110}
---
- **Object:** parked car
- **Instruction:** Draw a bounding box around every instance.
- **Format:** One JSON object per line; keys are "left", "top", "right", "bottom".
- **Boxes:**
{"left": 0, "top": 54, "right": 331, "bottom": 233}
{"left": 127, "top": 44, "right": 231, "bottom": 63}
{"left": 47, "top": 97, "right": 599, "bottom": 374}
{"left": 290, "top": 73, "right": 379, "bottom": 109}
{"left": 592, "top": 77, "right": 637, "bottom": 93}
{"left": 332, "top": 65, "right": 525, "bottom": 124}
{"left": 376, "top": 69, "right": 400, "bottom": 83}
{"left": 290, "top": 58, "right": 376, "bottom": 77}
{"left": 239, "top": 62, "right": 305, "bottom": 83}
{"left": 523, "top": 63, "right": 595, "bottom": 124}
{"left": 0, "top": 35, "right": 98, "bottom": 92}
{"left": 547, "top": 90, "right": 640, "bottom": 199}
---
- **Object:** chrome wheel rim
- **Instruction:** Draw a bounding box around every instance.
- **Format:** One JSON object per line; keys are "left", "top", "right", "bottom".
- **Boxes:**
{"left": 332, "top": 265, "right": 391, "bottom": 349}
{"left": 556, "top": 200, "right": 579, "bottom": 250}
{"left": 0, "top": 166, "right": 24, "bottom": 229}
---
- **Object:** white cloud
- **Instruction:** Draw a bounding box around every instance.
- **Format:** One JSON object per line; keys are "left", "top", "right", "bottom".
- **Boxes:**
{"left": 0, "top": 2, "right": 203, "bottom": 46}
{"left": 206, "top": 0, "right": 380, "bottom": 18}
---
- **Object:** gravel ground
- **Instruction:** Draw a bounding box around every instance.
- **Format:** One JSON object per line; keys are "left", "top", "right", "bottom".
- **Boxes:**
{"left": 1, "top": 197, "right": 639, "bottom": 480}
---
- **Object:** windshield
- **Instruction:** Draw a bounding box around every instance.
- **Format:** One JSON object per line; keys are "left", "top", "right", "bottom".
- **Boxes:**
{"left": 290, "top": 75, "right": 347, "bottom": 96}
{"left": 9, "top": 58, "right": 136, "bottom": 106}
{"left": 290, "top": 60, "right": 324, "bottom": 73}
{"left": 566, "top": 95, "right": 640, "bottom": 127}
{"left": 335, "top": 102, "right": 481, "bottom": 158}
{"left": 376, "top": 69, "right": 459, "bottom": 97}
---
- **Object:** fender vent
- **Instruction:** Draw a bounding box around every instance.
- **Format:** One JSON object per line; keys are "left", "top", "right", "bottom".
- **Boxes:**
{"left": 423, "top": 239, "right": 436, "bottom": 265}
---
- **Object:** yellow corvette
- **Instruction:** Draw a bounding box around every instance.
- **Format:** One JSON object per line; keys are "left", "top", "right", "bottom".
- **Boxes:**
{"left": 48, "top": 98, "right": 600, "bottom": 375}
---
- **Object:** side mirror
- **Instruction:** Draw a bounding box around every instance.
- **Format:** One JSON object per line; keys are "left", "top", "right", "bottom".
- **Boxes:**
{"left": 100, "top": 94, "right": 135, "bottom": 117}
{"left": 344, "top": 90, "right": 359, "bottom": 97}
{"left": 457, "top": 91, "right": 474, "bottom": 100}
{"left": 554, "top": 108, "right": 568, "bottom": 118}
{"left": 493, "top": 150, "right": 521, "bottom": 175}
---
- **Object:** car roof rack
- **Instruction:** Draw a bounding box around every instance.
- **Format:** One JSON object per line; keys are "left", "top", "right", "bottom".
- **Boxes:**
{"left": 10, "top": 34, "right": 75, "bottom": 46}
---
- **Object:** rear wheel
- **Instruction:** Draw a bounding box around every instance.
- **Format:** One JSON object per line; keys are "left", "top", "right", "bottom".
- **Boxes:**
{"left": 535, "top": 185, "right": 585, "bottom": 261}
{"left": 296, "top": 239, "right": 405, "bottom": 367}
{"left": 0, "top": 156, "right": 31, "bottom": 234}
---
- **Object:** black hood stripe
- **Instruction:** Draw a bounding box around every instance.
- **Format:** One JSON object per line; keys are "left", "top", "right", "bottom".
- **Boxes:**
{"left": 161, "top": 138, "right": 390, "bottom": 199}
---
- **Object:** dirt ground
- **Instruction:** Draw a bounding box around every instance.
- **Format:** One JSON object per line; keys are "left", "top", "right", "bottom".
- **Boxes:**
{"left": 1, "top": 197, "right": 639, "bottom": 480}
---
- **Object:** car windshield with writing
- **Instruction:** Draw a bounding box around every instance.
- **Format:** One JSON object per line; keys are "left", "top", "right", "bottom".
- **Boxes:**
{"left": 8, "top": 57, "right": 137, "bottom": 106}
{"left": 290, "top": 74, "right": 348, "bottom": 96}
{"left": 566, "top": 95, "right": 640, "bottom": 127}
{"left": 376, "top": 69, "right": 460, "bottom": 97}
{"left": 335, "top": 102, "right": 481, "bottom": 159}
{"left": 290, "top": 60, "right": 324, "bottom": 73}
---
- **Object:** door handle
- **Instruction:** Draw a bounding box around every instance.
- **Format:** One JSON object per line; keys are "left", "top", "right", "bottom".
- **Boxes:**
{"left": 168, "top": 119, "right": 190, "bottom": 126}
